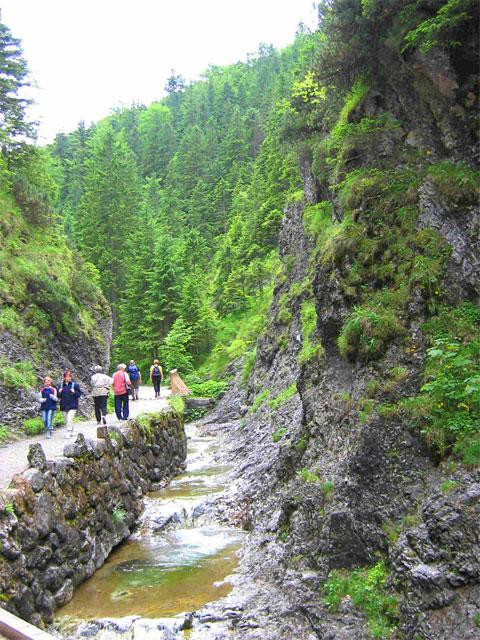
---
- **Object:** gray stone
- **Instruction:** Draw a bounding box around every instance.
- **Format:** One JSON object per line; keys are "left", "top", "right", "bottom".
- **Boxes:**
{"left": 33, "top": 493, "right": 55, "bottom": 537}
{"left": 27, "top": 443, "right": 47, "bottom": 472}
{"left": 53, "top": 578, "right": 73, "bottom": 607}
{"left": 23, "top": 468, "right": 46, "bottom": 492}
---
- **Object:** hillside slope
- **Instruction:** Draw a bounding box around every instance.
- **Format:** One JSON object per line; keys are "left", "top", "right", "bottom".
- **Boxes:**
{"left": 0, "top": 160, "right": 111, "bottom": 434}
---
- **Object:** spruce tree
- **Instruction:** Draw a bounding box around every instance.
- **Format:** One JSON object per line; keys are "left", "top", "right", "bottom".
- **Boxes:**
{"left": 75, "top": 123, "right": 141, "bottom": 322}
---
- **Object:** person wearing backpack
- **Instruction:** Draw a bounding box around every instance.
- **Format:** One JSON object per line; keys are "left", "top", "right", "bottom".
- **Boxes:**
{"left": 149, "top": 359, "right": 163, "bottom": 398}
{"left": 127, "top": 360, "right": 141, "bottom": 401}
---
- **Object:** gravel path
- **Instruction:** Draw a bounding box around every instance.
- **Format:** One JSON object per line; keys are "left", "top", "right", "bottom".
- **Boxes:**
{"left": 0, "top": 385, "right": 170, "bottom": 489}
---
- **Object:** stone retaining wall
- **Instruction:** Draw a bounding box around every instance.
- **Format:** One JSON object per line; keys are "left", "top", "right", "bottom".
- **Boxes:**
{"left": 0, "top": 412, "right": 187, "bottom": 628}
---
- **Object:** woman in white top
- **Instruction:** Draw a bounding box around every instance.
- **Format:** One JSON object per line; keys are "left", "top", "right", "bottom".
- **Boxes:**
{"left": 91, "top": 365, "right": 113, "bottom": 425}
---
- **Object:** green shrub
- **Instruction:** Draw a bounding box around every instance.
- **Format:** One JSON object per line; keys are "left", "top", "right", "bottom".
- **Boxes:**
{"left": 338, "top": 306, "right": 404, "bottom": 362}
{"left": 4, "top": 502, "right": 15, "bottom": 516}
{"left": 300, "top": 467, "right": 320, "bottom": 483}
{"left": 0, "top": 360, "right": 37, "bottom": 389}
{"left": 272, "top": 427, "right": 288, "bottom": 442}
{"left": 358, "top": 398, "right": 375, "bottom": 423}
{"left": 250, "top": 389, "right": 270, "bottom": 413}
{"left": 199, "top": 280, "right": 274, "bottom": 379}
{"left": 321, "top": 480, "right": 334, "bottom": 497}
{"left": 241, "top": 348, "right": 257, "bottom": 387}
{"left": 420, "top": 336, "right": 480, "bottom": 456}
{"left": 427, "top": 161, "right": 479, "bottom": 206}
{"left": 278, "top": 522, "right": 289, "bottom": 542}
{"left": 366, "top": 379, "right": 381, "bottom": 397}
{"left": 112, "top": 507, "right": 126, "bottom": 523}
{"left": 324, "top": 560, "right": 397, "bottom": 638}
{"left": 475, "top": 611, "right": 480, "bottom": 627}
{"left": 298, "top": 299, "right": 324, "bottom": 365}
{"left": 403, "top": 0, "right": 477, "bottom": 52}
{"left": 303, "top": 201, "right": 333, "bottom": 238}
{"left": 269, "top": 382, "right": 298, "bottom": 410}
{"left": 398, "top": 303, "right": 480, "bottom": 464}
{"left": 187, "top": 379, "right": 229, "bottom": 398}
{"left": 383, "top": 366, "right": 408, "bottom": 393}
{"left": 0, "top": 425, "right": 11, "bottom": 443}
{"left": 454, "top": 436, "right": 480, "bottom": 468}
{"left": 440, "top": 480, "right": 459, "bottom": 493}
{"left": 107, "top": 394, "right": 115, "bottom": 413}
{"left": 0, "top": 306, "right": 23, "bottom": 333}
{"left": 160, "top": 317, "right": 193, "bottom": 374}
{"left": 169, "top": 396, "right": 185, "bottom": 416}
{"left": 23, "top": 417, "right": 45, "bottom": 435}
{"left": 277, "top": 293, "right": 292, "bottom": 325}
{"left": 293, "top": 432, "right": 309, "bottom": 451}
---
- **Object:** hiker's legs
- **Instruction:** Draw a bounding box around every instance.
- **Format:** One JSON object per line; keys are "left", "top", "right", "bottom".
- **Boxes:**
{"left": 42, "top": 409, "right": 53, "bottom": 433}
{"left": 93, "top": 396, "right": 102, "bottom": 423}
{"left": 114, "top": 395, "right": 123, "bottom": 420}
{"left": 152, "top": 377, "right": 160, "bottom": 396}
{"left": 121, "top": 393, "right": 129, "bottom": 419}
{"left": 100, "top": 395, "right": 108, "bottom": 424}
{"left": 132, "top": 379, "right": 139, "bottom": 400}
{"left": 63, "top": 409, "right": 76, "bottom": 435}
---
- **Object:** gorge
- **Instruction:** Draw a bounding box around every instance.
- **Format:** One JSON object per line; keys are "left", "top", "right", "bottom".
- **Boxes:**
{"left": 0, "top": 1, "right": 479, "bottom": 639}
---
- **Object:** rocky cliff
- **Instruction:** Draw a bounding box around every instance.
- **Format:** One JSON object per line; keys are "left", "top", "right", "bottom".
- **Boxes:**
{"left": 194, "top": 16, "right": 479, "bottom": 640}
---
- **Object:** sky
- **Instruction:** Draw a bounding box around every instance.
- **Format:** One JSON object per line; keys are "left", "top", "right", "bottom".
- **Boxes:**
{"left": 1, "top": 0, "right": 318, "bottom": 143}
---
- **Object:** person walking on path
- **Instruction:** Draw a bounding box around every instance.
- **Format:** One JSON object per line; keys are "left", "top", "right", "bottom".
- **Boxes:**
{"left": 38, "top": 376, "right": 58, "bottom": 438}
{"left": 149, "top": 359, "right": 163, "bottom": 398}
{"left": 58, "top": 370, "right": 82, "bottom": 438}
{"left": 127, "top": 360, "right": 141, "bottom": 401}
{"left": 91, "top": 365, "right": 113, "bottom": 425}
{"left": 112, "top": 363, "right": 131, "bottom": 421}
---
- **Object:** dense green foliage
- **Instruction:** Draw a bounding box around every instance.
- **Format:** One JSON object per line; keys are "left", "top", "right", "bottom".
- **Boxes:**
{"left": 49, "top": 37, "right": 317, "bottom": 374}
{"left": 324, "top": 560, "right": 398, "bottom": 638}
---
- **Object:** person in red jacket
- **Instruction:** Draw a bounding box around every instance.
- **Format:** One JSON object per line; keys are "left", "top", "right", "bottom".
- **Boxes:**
{"left": 112, "top": 363, "right": 131, "bottom": 421}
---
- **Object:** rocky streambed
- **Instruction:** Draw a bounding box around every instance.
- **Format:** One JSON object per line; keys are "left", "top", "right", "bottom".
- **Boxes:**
{"left": 53, "top": 421, "right": 248, "bottom": 640}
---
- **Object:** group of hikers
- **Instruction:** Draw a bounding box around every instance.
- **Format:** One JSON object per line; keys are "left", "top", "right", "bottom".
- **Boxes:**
{"left": 38, "top": 359, "right": 165, "bottom": 439}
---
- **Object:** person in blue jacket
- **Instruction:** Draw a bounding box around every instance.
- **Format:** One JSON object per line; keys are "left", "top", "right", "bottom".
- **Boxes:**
{"left": 58, "top": 370, "right": 82, "bottom": 438}
{"left": 38, "top": 376, "right": 58, "bottom": 438}
{"left": 126, "top": 360, "right": 141, "bottom": 400}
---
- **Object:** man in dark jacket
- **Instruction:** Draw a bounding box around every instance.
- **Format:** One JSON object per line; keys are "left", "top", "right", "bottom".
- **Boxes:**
{"left": 58, "top": 370, "right": 82, "bottom": 438}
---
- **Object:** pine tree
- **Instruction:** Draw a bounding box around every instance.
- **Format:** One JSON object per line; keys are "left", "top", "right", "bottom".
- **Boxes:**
{"left": 0, "top": 20, "right": 34, "bottom": 145}
{"left": 75, "top": 123, "right": 141, "bottom": 321}
{"left": 160, "top": 317, "right": 193, "bottom": 374}
{"left": 138, "top": 103, "right": 176, "bottom": 180}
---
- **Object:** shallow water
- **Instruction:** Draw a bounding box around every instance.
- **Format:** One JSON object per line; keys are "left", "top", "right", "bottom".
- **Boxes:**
{"left": 57, "top": 424, "right": 241, "bottom": 621}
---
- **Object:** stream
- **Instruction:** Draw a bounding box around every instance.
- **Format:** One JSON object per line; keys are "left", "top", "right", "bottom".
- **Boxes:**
{"left": 55, "top": 422, "right": 244, "bottom": 637}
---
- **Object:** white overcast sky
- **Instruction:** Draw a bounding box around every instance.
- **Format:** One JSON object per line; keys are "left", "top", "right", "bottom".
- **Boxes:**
{"left": 1, "top": 1, "right": 318, "bottom": 143}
